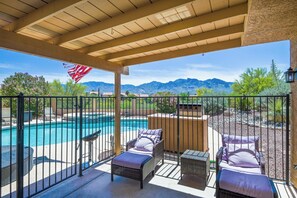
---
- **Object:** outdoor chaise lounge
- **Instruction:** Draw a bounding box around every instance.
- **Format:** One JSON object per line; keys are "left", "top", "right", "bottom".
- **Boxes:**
{"left": 111, "top": 129, "right": 164, "bottom": 189}
{"left": 1, "top": 108, "right": 16, "bottom": 126}
{"left": 216, "top": 134, "right": 278, "bottom": 198}
{"left": 43, "top": 107, "right": 56, "bottom": 121}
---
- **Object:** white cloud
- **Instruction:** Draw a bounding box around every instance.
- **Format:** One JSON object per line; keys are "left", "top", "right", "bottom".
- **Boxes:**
{"left": 40, "top": 73, "right": 70, "bottom": 83}
{"left": 186, "top": 63, "right": 220, "bottom": 69}
{"left": 0, "top": 63, "right": 20, "bottom": 69}
{"left": 79, "top": 70, "right": 115, "bottom": 83}
{"left": 181, "top": 67, "right": 244, "bottom": 82}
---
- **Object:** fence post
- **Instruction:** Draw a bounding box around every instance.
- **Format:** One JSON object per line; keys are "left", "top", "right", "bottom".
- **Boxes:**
{"left": 286, "top": 94, "right": 290, "bottom": 185}
{"left": 17, "top": 93, "right": 24, "bottom": 198}
{"left": 177, "top": 96, "right": 180, "bottom": 165}
{"left": 79, "top": 96, "right": 83, "bottom": 176}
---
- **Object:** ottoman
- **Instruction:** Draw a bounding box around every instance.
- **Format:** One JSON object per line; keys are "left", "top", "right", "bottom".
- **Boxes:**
{"left": 111, "top": 152, "right": 154, "bottom": 189}
{"left": 216, "top": 169, "right": 278, "bottom": 198}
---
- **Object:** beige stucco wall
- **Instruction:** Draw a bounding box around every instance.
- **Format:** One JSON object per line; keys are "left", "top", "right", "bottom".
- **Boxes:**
{"left": 242, "top": 0, "right": 297, "bottom": 46}
{"left": 290, "top": 37, "right": 297, "bottom": 188}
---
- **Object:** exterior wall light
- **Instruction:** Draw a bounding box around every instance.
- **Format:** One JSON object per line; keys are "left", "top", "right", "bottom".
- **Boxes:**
{"left": 284, "top": 67, "right": 297, "bottom": 83}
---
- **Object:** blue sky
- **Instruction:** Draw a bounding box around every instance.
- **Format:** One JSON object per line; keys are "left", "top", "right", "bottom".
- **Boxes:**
{"left": 0, "top": 40, "right": 290, "bottom": 85}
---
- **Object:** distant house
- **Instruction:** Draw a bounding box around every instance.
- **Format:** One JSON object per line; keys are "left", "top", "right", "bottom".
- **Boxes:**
{"left": 89, "top": 91, "right": 99, "bottom": 95}
{"left": 88, "top": 92, "right": 132, "bottom": 97}
{"left": 137, "top": 94, "right": 149, "bottom": 97}
{"left": 121, "top": 92, "right": 127, "bottom": 97}
{"left": 102, "top": 92, "right": 113, "bottom": 97}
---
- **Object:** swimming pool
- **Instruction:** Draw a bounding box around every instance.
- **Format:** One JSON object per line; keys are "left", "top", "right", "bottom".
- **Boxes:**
{"left": 1, "top": 119, "right": 148, "bottom": 146}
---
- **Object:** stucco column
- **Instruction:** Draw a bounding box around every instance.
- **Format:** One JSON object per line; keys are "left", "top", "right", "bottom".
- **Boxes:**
{"left": 290, "top": 37, "right": 297, "bottom": 188}
{"left": 114, "top": 72, "right": 121, "bottom": 155}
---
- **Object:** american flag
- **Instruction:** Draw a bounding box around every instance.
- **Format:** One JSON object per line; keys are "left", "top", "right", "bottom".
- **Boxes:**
{"left": 67, "top": 64, "right": 92, "bottom": 83}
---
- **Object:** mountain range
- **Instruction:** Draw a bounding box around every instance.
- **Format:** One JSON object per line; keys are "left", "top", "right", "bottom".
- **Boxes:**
{"left": 82, "top": 78, "right": 233, "bottom": 95}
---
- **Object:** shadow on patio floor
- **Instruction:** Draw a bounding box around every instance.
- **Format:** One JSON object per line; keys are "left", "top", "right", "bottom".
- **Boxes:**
{"left": 34, "top": 160, "right": 296, "bottom": 198}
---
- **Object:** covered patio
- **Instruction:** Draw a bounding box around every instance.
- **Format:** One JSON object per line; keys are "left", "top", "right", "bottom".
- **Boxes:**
{"left": 0, "top": 0, "right": 297, "bottom": 197}
{"left": 35, "top": 159, "right": 296, "bottom": 198}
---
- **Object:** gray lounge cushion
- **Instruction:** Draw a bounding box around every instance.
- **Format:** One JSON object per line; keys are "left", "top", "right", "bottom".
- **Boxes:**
{"left": 112, "top": 152, "right": 152, "bottom": 169}
{"left": 219, "top": 169, "right": 274, "bottom": 198}
{"left": 219, "top": 160, "right": 262, "bottom": 174}
{"left": 134, "top": 136, "right": 154, "bottom": 152}
{"left": 128, "top": 148, "right": 152, "bottom": 156}
{"left": 227, "top": 143, "right": 260, "bottom": 168}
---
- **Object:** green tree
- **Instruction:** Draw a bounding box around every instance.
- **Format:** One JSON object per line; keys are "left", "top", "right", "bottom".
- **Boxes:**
{"left": 153, "top": 92, "right": 176, "bottom": 113}
{"left": 49, "top": 80, "right": 64, "bottom": 96}
{"left": 179, "top": 92, "right": 189, "bottom": 103}
{"left": 1, "top": 72, "right": 49, "bottom": 96}
{"left": 232, "top": 68, "right": 275, "bottom": 95}
{"left": 269, "top": 60, "right": 282, "bottom": 81}
{"left": 49, "top": 79, "right": 87, "bottom": 96}
{"left": 259, "top": 81, "right": 290, "bottom": 95}
{"left": 263, "top": 59, "right": 290, "bottom": 95}
{"left": 1, "top": 73, "right": 49, "bottom": 116}
{"left": 196, "top": 88, "right": 213, "bottom": 96}
{"left": 125, "top": 90, "right": 130, "bottom": 96}
{"left": 49, "top": 79, "right": 87, "bottom": 109}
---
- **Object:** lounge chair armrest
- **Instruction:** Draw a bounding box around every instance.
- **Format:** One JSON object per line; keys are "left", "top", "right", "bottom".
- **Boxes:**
{"left": 259, "top": 151, "right": 265, "bottom": 174}
{"left": 216, "top": 147, "right": 224, "bottom": 173}
{"left": 153, "top": 139, "right": 164, "bottom": 158}
{"left": 126, "top": 138, "right": 137, "bottom": 151}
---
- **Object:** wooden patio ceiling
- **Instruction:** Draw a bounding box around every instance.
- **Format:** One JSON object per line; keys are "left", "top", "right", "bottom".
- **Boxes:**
{"left": 0, "top": 0, "right": 248, "bottom": 73}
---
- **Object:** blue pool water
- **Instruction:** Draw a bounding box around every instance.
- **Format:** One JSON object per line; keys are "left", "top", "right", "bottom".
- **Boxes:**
{"left": 1, "top": 119, "right": 148, "bottom": 146}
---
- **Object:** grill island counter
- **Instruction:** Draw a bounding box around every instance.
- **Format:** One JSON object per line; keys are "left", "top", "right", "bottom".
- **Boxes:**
{"left": 148, "top": 113, "right": 208, "bottom": 153}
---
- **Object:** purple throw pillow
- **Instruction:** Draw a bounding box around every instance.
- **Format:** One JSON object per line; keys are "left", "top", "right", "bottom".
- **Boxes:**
{"left": 138, "top": 129, "right": 162, "bottom": 143}
{"left": 222, "top": 134, "right": 259, "bottom": 150}
{"left": 227, "top": 143, "right": 260, "bottom": 168}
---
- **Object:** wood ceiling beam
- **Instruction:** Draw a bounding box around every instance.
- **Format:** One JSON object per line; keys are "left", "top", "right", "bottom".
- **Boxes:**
{"left": 4, "top": 0, "right": 87, "bottom": 32}
{"left": 120, "top": 39, "right": 242, "bottom": 66}
{"left": 51, "top": 0, "right": 194, "bottom": 45}
{"left": 82, "top": 3, "right": 247, "bottom": 54}
{"left": 0, "top": 29, "right": 123, "bottom": 73}
{"left": 105, "top": 24, "right": 244, "bottom": 60}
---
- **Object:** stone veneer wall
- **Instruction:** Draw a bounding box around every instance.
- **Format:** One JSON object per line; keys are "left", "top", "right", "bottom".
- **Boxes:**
{"left": 290, "top": 37, "right": 297, "bottom": 188}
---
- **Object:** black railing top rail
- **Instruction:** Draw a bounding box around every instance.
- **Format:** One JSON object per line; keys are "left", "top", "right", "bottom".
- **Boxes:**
{"left": 24, "top": 96, "right": 78, "bottom": 98}
{"left": 0, "top": 95, "right": 289, "bottom": 99}
{"left": 81, "top": 96, "right": 116, "bottom": 98}
{"left": 0, "top": 96, "right": 19, "bottom": 98}
{"left": 94, "top": 95, "right": 289, "bottom": 99}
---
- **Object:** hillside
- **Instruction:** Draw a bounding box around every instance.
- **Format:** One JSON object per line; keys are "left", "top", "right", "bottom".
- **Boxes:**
{"left": 82, "top": 78, "right": 233, "bottom": 95}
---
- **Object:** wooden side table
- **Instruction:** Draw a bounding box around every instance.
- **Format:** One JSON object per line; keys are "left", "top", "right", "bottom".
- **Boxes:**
{"left": 181, "top": 150, "right": 210, "bottom": 185}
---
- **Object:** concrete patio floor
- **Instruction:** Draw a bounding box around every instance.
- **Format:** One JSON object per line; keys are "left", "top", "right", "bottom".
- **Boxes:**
{"left": 34, "top": 159, "right": 297, "bottom": 198}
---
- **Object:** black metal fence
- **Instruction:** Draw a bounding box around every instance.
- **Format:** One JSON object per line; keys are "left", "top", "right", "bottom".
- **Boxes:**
{"left": 0, "top": 95, "right": 79, "bottom": 197}
{"left": 0, "top": 94, "right": 290, "bottom": 197}
{"left": 78, "top": 96, "right": 115, "bottom": 174}
{"left": 119, "top": 95, "right": 290, "bottom": 183}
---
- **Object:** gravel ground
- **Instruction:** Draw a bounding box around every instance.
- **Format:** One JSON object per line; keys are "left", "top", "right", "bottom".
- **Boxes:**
{"left": 208, "top": 111, "right": 289, "bottom": 181}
